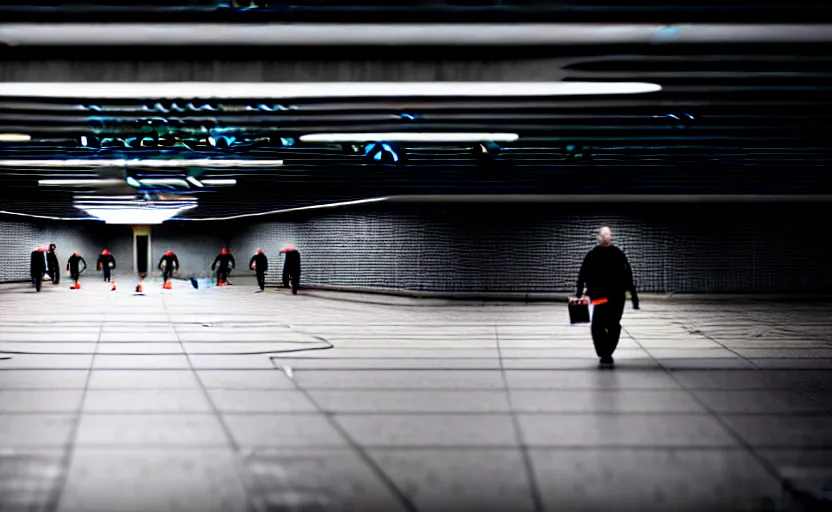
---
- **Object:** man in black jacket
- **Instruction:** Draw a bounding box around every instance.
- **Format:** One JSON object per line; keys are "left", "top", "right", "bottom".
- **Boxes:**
{"left": 97, "top": 249, "right": 116, "bottom": 282}
{"left": 212, "top": 248, "right": 236, "bottom": 286}
{"left": 46, "top": 243, "right": 60, "bottom": 285}
{"left": 576, "top": 226, "right": 639, "bottom": 367}
{"left": 67, "top": 251, "right": 87, "bottom": 288}
{"left": 159, "top": 251, "right": 179, "bottom": 286}
{"left": 281, "top": 247, "right": 301, "bottom": 295}
{"left": 30, "top": 248, "right": 48, "bottom": 292}
{"left": 249, "top": 248, "right": 268, "bottom": 291}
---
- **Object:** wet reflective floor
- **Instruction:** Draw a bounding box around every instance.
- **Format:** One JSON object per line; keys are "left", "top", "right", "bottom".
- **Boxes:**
{"left": 1, "top": 278, "right": 831, "bottom": 511}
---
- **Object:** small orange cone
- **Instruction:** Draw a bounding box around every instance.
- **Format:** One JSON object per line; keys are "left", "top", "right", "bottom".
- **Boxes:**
{"left": 110, "top": 280, "right": 116, "bottom": 291}
{"left": 163, "top": 281, "right": 172, "bottom": 290}
{"left": 136, "top": 282, "right": 143, "bottom": 293}
{"left": 70, "top": 279, "right": 81, "bottom": 290}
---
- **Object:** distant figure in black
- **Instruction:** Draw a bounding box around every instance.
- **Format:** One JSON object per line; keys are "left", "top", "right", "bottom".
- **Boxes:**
{"left": 576, "top": 226, "right": 639, "bottom": 367}
{"left": 97, "top": 249, "right": 116, "bottom": 282}
{"left": 281, "top": 247, "right": 301, "bottom": 295}
{"left": 212, "top": 248, "right": 236, "bottom": 286}
{"left": 159, "top": 251, "right": 179, "bottom": 284}
{"left": 249, "top": 248, "right": 268, "bottom": 291}
{"left": 47, "top": 243, "right": 60, "bottom": 284}
{"left": 67, "top": 251, "right": 87, "bottom": 282}
{"left": 30, "top": 248, "right": 48, "bottom": 292}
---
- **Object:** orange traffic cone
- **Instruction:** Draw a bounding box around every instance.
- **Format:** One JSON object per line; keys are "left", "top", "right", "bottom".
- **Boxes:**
{"left": 110, "top": 280, "right": 116, "bottom": 291}
{"left": 163, "top": 280, "right": 172, "bottom": 290}
{"left": 136, "top": 282, "right": 143, "bottom": 293}
{"left": 70, "top": 279, "right": 81, "bottom": 290}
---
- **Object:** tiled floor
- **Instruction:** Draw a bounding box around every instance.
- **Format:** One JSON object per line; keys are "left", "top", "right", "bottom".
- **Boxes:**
{"left": 1, "top": 278, "right": 832, "bottom": 511}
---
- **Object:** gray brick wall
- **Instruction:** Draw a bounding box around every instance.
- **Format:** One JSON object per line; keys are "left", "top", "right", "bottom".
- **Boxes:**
{"left": 4, "top": 204, "right": 829, "bottom": 294}
{"left": 228, "top": 205, "right": 831, "bottom": 294}
{"left": 0, "top": 219, "right": 107, "bottom": 282}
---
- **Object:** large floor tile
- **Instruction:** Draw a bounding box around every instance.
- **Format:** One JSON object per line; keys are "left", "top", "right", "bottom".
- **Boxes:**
{"left": 530, "top": 448, "right": 781, "bottom": 512}
{"left": 195, "top": 369, "right": 295, "bottom": 389}
{"left": 238, "top": 448, "right": 407, "bottom": 511}
{"left": 722, "top": 415, "right": 832, "bottom": 448}
{"left": 207, "top": 389, "right": 317, "bottom": 413}
{"left": 309, "top": 390, "right": 510, "bottom": 413}
{"left": 83, "top": 390, "right": 213, "bottom": 414}
{"left": 294, "top": 370, "right": 507, "bottom": 390}
{"left": 0, "top": 390, "right": 84, "bottom": 413}
{"left": 509, "top": 389, "right": 705, "bottom": 413}
{"left": 518, "top": 414, "right": 738, "bottom": 448}
{"left": 0, "top": 369, "right": 89, "bottom": 389}
{"left": 369, "top": 449, "right": 536, "bottom": 512}
{"left": 334, "top": 414, "right": 517, "bottom": 447}
{"left": 87, "top": 370, "right": 199, "bottom": 390}
{"left": 224, "top": 414, "right": 346, "bottom": 448}
{"left": 692, "top": 390, "right": 828, "bottom": 414}
{"left": 75, "top": 415, "right": 228, "bottom": 447}
{"left": 58, "top": 449, "right": 248, "bottom": 512}
{"left": 0, "top": 415, "right": 75, "bottom": 448}
{"left": 504, "top": 369, "right": 682, "bottom": 390}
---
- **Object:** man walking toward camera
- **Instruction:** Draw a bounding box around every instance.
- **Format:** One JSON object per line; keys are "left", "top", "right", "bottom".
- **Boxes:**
{"left": 576, "top": 226, "right": 639, "bottom": 367}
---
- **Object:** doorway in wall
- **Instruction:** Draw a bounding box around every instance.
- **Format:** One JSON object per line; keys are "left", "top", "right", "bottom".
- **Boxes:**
{"left": 133, "top": 226, "right": 152, "bottom": 274}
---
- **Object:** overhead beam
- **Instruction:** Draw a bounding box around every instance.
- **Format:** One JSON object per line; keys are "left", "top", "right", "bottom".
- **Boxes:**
{"left": 2, "top": 23, "right": 832, "bottom": 47}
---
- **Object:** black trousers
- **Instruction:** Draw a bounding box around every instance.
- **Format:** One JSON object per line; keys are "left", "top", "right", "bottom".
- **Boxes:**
{"left": 256, "top": 272, "right": 266, "bottom": 291}
{"left": 48, "top": 269, "right": 59, "bottom": 285}
{"left": 32, "top": 275, "right": 42, "bottom": 292}
{"left": 591, "top": 298, "right": 626, "bottom": 358}
{"left": 282, "top": 268, "right": 300, "bottom": 295}
{"left": 103, "top": 267, "right": 111, "bottom": 282}
{"left": 70, "top": 271, "right": 80, "bottom": 282}
{"left": 162, "top": 268, "right": 174, "bottom": 282}
{"left": 217, "top": 267, "right": 231, "bottom": 285}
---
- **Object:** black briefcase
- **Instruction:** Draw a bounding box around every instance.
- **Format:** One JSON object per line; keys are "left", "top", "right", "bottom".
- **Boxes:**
{"left": 568, "top": 298, "right": 590, "bottom": 324}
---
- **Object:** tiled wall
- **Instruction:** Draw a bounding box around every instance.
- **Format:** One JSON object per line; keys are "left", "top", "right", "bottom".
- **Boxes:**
{"left": 4, "top": 204, "right": 829, "bottom": 294}
{"left": 228, "top": 204, "right": 831, "bottom": 294}
{"left": 0, "top": 220, "right": 107, "bottom": 282}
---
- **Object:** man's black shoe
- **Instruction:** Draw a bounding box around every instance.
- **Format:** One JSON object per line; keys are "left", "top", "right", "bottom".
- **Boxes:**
{"left": 600, "top": 356, "right": 615, "bottom": 367}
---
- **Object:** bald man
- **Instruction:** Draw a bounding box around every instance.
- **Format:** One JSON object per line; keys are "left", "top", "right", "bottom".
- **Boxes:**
{"left": 577, "top": 227, "right": 639, "bottom": 367}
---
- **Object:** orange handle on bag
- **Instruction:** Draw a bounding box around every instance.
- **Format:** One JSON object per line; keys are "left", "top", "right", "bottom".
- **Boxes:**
{"left": 591, "top": 298, "right": 608, "bottom": 305}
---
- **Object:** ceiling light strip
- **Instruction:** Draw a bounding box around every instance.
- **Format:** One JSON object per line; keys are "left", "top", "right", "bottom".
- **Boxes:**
{"left": 300, "top": 132, "right": 520, "bottom": 143}
{"left": 0, "top": 24, "right": 829, "bottom": 46}
{"left": 1, "top": 159, "right": 283, "bottom": 168}
{"left": 199, "top": 179, "right": 237, "bottom": 186}
{"left": 183, "top": 197, "right": 388, "bottom": 222}
{"left": 0, "top": 82, "right": 660, "bottom": 99}
{"left": 77, "top": 204, "right": 198, "bottom": 224}
{"left": 0, "top": 133, "right": 30, "bottom": 142}
{"left": 38, "top": 178, "right": 123, "bottom": 186}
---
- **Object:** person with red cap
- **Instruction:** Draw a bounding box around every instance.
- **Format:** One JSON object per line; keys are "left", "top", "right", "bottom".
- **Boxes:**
{"left": 211, "top": 248, "right": 236, "bottom": 286}
{"left": 158, "top": 250, "right": 180, "bottom": 286}
{"left": 249, "top": 248, "right": 268, "bottom": 291}
{"left": 96, "top": 249, "right": 117, "bottom": 282}
{"left": 66, "top": 251, "right": 87, "bottom": 288}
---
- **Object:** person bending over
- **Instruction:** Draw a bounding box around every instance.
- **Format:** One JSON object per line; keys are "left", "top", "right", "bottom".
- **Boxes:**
{"left": 576, "top": 226, "right": 639, "bottom": 367}
{"left": 212, "top": 248, "right": 236, "bottom": 285}
{"left": 249, "top": 248, "right": 268, "bottom": 291}
{"left": 159, "top": 251, "right": 179, "bottom": 284}
{"left": 66, "top": 251, "right": 87, "bottom": 283}
{"left": 97, "top": 249, "right": 116, "bottom": 282}
{"left": 30, "top": 248, "right": 48, "bottom": 292}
